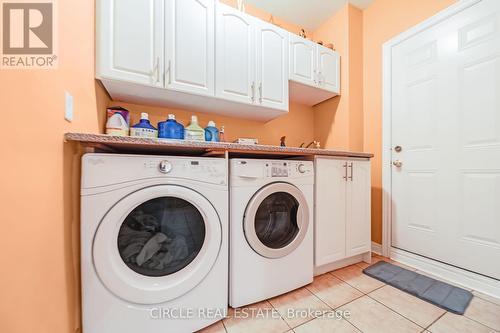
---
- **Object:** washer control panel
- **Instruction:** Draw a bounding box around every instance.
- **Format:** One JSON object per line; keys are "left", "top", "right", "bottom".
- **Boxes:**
{"left": 143, "top": 158, "right": 227, "bottom": 184}
{"left": 82, "top": 154, "right": 228, "bottom": 189}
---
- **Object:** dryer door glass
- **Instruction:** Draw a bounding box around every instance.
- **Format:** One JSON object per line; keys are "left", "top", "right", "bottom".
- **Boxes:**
{"left": 117, "top": 197, "right": 205, "bottom": 277}
{"left": 244, "top": 182, "right": 310, "bottom": 259}
{"left": 254, "top": 192, "right": 299, "bottom": 249}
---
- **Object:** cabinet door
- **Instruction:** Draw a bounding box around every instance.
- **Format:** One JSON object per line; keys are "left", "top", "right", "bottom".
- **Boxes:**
{"left": 289, "top": 34, "right": 317, "bottom": 86}
{"left": 165, "top": 0, "right": 215, "bottom": 96}
{"left": 346, "top": 160, "right": 371, "bottom": 257}
{"left": 255, "top": 22, "right": 289, "bottom": 111}
{"left": 315, "top": 158, "right": 347, "bottom": 266}
{"left": 215, "top": 4, "right": 255, "bottom": 104}
{"left": 317, "top": 46, "right": 340, "bottom": 93}
{"left": 96, "top": 0, "right": 164, "bottom": 87}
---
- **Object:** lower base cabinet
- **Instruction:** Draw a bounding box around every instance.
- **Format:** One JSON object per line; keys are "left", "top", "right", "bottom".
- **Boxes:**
{"left": 314, "top": 157, "right": 371, "bottom": 269}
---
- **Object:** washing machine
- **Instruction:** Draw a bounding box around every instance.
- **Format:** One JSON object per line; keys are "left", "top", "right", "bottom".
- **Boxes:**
{"left": 229, "top": 158, "right": 314, "bottom": 308}
{"left": 81, "top": 154, "right": 228, "bottom": 333}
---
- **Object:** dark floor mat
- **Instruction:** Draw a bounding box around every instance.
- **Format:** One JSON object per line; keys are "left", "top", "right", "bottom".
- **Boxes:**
{"left": 363, "top": 261, "right": 473, "bottom": 314}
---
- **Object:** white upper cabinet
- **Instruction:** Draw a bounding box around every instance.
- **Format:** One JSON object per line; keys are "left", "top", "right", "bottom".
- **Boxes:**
{"left": 215, "top": 4, "right": 255, "bottom": 104}
{"left": 215, "top": 3, "right": 288, "bottom": 112}
{"left": 255, "top": 22, "right": 289, "bottom": 111}
{"left": 165, "top": 0, "right": 215, "bottom": 96}
{"left": 96, "top": 0, "right": 164, "bottom": 87}
{"left": 289, "top": 34, "right": 340, "bottom": 106}
{"left": 289, "top": 34, "right": 317, "bottom": 86}
{"left": 96, "top": 1, "right": 342, "bottom": 120}
{"left": 317, "top": 45, "right": 340, "bottom": 94}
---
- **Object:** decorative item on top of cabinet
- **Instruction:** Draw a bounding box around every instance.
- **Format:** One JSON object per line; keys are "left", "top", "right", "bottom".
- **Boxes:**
{"left": 288, "top": 33, "right": 340, "bottom": 106}
{"left": 314, "top": 157, "right": 371, "bottom": 275}
{"left": 237, "top": 0, "right": 244, "bottom": 12}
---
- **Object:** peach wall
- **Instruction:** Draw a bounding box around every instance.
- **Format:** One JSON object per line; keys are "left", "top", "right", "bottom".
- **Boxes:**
{"left": 0, "top": 3, "right": 313, "bottom": 333}
{"left": 363, "top": 0, "right": 456, "bottom": 243}
{"left": 313, "top": 5, "right": 350, "bottom": 149}
{"left": 0, "top": 1, "right": 461, "bottom": 332}
{"left": 348, "top": 6, "right": 364, "bottom": 152}
{"left": 313, "top": 4, "right": 364, "bottom": 152}
{"left": 0, "top": 0, "right": 110, "bottom": 332}
{"left": 118, "top": 101, "right": 315, "bottom": 147}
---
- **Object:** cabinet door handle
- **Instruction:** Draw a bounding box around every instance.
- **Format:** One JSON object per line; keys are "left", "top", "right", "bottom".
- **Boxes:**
{"left": 313, "top": 69, "right": 317, "bottom": 84}
{"left": 153, "top": 57, "right": 160, "bottom": 83}
{"left": 343, "top": 162, "right": 348, "bottom": 181}
{"left": 348, "top": 162, "right": 353, "bottom": 181}
{"left": 251, "top": 81, "right": 255, "bottom": 102}
{"left": 166, "top": 60, "right": 172, "bottom": 85}
{"left": 258, "top": 82, "right": 263, "bottom": 103}
{"left": 318, "top": 71, "right": 323, "bottom": 85}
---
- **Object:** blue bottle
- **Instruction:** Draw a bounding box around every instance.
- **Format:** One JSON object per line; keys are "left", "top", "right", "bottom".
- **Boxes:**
{"left": 158, "top": 114, "right": 185, "bottom": 139}
{"left": 205, "top": 121, "right": 220, "bottom": 142}
{"left": 129, "top": 113, "right": 157, "bottom": 138}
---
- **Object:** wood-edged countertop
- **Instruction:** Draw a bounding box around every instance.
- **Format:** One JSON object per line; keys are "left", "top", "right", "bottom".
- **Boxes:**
{"left": 65, "top": 133, "right": 374, "bottom": 159}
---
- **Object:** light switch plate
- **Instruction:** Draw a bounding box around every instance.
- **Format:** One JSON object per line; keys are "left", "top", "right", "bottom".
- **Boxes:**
{"left": 65, "top": 91, "right": 74, "bottom": 122}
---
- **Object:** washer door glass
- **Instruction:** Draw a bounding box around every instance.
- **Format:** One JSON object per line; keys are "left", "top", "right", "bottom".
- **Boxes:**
{"left": 244, "top": 183, "right": 309, "bottom": 259}
{"left": 117, "top": 197, "right": 205, "bottom": 277}
{"left": 254, "top": 192, "right": 299, "bottom": 249}
{"left": 93, "top": 185, "right": 222, "bottom": 305}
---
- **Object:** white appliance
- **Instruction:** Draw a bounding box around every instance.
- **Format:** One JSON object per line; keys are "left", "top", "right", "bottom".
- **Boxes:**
{"left": 81, "top": 154, "right": 228, "bottom": 333}
{"left": 229, "top": 159, "right": 314, "bottom": 307}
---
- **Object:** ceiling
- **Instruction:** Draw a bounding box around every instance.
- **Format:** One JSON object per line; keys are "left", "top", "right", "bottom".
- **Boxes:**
{"left": 244, "top": 0, "right": 374, "bottom": 31}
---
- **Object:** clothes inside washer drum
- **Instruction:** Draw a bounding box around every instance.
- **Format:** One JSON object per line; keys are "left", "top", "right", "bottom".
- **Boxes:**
{"left": 363, "top": 261, "right": 473, "bottom": 314}
{"left": 117, "top": 197, "right": 204, "bottom": 277}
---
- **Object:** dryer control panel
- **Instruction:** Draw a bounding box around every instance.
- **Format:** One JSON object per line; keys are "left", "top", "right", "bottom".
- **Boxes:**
{"left": 230, "top": 159, "right": 313, "bottom": 183}
{"left": 265, "top": 161, "right": 313, "bottom": 178}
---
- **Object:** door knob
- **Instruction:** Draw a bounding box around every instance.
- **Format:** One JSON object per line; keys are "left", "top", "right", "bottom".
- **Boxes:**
{"left": 393, "top": 160, "right": 403, "bottom": 168}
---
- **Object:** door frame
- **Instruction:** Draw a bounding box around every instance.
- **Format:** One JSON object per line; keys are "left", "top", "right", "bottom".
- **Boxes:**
{"left": 381, "top": 0, "right": 482, "bottom": 257}
{"left": 381, "top": 0, "right": 500, "bottom": 298}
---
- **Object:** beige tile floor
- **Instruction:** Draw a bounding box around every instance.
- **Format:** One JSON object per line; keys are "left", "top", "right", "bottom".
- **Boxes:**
{"left": 198, "top": 254, "right": 500, "bottom": 333}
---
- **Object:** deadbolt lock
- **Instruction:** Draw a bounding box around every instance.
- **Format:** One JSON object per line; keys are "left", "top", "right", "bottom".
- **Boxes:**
{"left": 394, "top": 145, "right": 402, "bottom": 153}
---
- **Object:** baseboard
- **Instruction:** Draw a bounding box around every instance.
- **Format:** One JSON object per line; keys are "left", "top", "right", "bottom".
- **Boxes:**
{"left": 314, "top": 252, "right": 370, "bottom": 276}
{"left": 371, "top": 242, "right": 382, "bottom": 255}
{"left": 391, "top": 247, "right": 500, "bottom": 299}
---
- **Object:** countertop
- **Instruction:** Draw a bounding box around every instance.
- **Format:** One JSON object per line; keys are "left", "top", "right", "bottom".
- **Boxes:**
{"left": 64, "top": 133, "right": 374, "bottom": 159}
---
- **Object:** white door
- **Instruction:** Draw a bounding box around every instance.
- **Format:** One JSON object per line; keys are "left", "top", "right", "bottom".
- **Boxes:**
{"left": 346, "top": 160, "right": 371, "bottom": 257}
{"left": 289, "top": 34, "right": 317, "bottom": 86}
{"left": 317, "top": 46, "right": 340, "bottom": 93}
{"left": 255, "top": 22, "right": 289, "bottom": 111}
{"left": 96, "top": 0, "right": 164, "bottom": 87}
{"left": 215, "top": 4, "right": 255, "bottom": 104}
{"left": 314, "top": 158, "right": 347, "bottom": 265}
{"left": 165, "top": 0, "right": 215, "bottom": 96}
{"left": 391, "top": 0, "right": 500, "bottom": 279}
